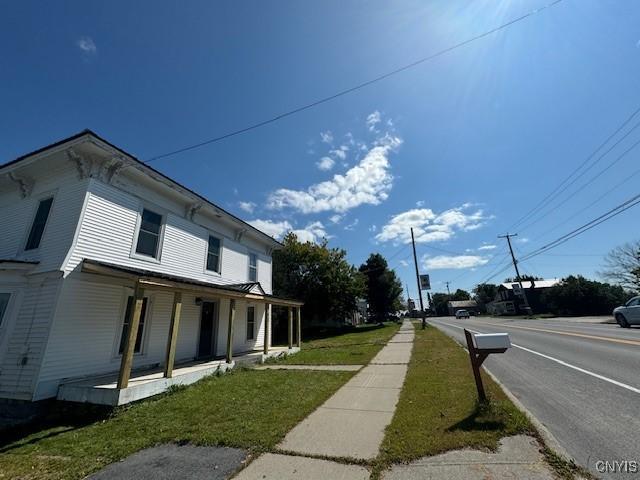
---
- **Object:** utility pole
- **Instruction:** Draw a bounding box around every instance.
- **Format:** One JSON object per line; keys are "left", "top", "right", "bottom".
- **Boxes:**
{"left": 410, "top": 228, "right": 426, "bottom": 329}
{"left": 498, "top": 233, "right": 533, "bottom": 315}
{"left": 445, "top": 281, "right": 451, "bottom": 296}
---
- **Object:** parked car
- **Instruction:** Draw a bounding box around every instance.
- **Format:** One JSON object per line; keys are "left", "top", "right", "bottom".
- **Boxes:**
{"left": 455, "top": 309, "right": 470, "bottom": 319}
{"left": 613, "top": 296, "right": 640, "bottom": 328}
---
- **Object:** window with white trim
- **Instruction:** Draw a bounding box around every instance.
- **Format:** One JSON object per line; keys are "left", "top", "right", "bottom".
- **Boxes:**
{"left": 246, "top": 306, "right": 255, "bottom": 340}
{"left": 0, "top": 293, "right": 10, "bottom": 327}
{"left": 25, "top": 197, "right": 53, "bottom": 251}
{"left": 135, "top": 209, "right": 163, "bottom": 258}
{"left": 206, "top": 235, "right": 221, "bottom": 273}
{"left": 118, "top": 296, "right": 149, "bottom": 354}
{"left": 248, "top": 253, "right": 258, "bottom": 282}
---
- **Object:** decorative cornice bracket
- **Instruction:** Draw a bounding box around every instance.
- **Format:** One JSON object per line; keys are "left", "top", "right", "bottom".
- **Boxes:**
{"left": 7, "top": 172, "right": 35, "bottom": 198}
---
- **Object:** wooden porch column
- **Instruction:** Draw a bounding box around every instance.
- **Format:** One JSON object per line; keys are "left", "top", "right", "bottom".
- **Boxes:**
{"left": 117, "top": 283, "right": 145, "bottom": 389}
{"left": 263, "top": 303, "right": 271, "bottom": 355}
{"left": 296, "top": 306, "right": 302, "bottom": 348}
{"left": 163, "top": 292, "right": 182, "bottom": 378}
{"left": 226, "top": 299, "right": 236, "bottom": 363}
{"left": 288, "top": 306, "right": 293, "bottom": 349}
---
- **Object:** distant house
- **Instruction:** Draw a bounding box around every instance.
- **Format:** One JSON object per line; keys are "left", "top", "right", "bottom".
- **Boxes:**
{"left": 447, "top": 300, "right": 479, "bottom": 316}
{"left": 487, "top": 279, "right": 560, "bottom": 315}
{"left": 0, "top": 131, "right": 303, "bottom": 405}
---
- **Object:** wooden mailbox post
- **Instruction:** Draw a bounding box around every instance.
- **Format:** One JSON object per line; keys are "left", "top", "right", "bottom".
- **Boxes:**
{"left": 463, "top": 329, "right": 511, "bottom": 402}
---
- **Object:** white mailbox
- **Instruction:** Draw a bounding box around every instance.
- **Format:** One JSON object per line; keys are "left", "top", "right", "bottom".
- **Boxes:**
{"left": 473, "top": 333, "right": 511, "bottom": 350}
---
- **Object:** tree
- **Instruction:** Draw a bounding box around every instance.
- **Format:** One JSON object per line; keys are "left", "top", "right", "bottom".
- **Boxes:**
{"left": 273, "top": 232, "right": 364, "bottom": 325}
{"left": 452, "top": 288, "right": 471, "bottom": 301}
{"left": 359, "top": 253, "right": 403, "bottom": 321}
{"left": 540, "top": 275, "right": 629, "bottom": 316}
{"left": 600, "top": 240, "right": 640, "bottom": 293}
{"left": 473, "top": 283, "right": 498, "bottom": 311}
{"left": 430, "top": 292, "right": 450, "bottom": 316}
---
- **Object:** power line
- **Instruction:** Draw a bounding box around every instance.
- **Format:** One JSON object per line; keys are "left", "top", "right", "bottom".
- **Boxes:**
{"left": 520, "top": 192, "right": 640, "bottom": 262}
{"left": 518, "top": 132, "right": 640, "bottom": 233}
{"left": 529, "top": 162, "right": 640, "bottom": 243}
{"left": 144, "top": 0, "right": 565, "bottom": 164}
{"left": 508, "top": 104, "right": 640, "bottom": 231}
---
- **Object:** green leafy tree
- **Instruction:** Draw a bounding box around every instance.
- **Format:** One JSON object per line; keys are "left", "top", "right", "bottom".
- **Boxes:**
{"left": 473, "top": 283, "right": 498, "bottom": 311}
{"left": 359, "top": 253, "right": 403, "bottom": 321}
{"left": 430, "top": 292, "right": 450, "bottom": 316}
{"left": 452, "top": 288, "right": 471, "bottom": 300}
{"left": 273, "top": 233, "right": 365, "bottom": 325}
{"left": 540, "top": 275, "right": 629, "bottom": 316}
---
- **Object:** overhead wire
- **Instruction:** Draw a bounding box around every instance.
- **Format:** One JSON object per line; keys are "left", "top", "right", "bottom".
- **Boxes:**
{"left": 144, "top": 0, "right": 566, "bottom": 164}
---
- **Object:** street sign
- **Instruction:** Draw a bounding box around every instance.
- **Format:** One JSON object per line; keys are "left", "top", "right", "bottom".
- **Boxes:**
{"left": 420, "top": 274, "right": 431, "bottom": 290}
{"left": 511, "top": 283, "right": 523, "bottom": 296}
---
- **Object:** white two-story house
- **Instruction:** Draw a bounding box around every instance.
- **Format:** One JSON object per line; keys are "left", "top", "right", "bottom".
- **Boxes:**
{"left": 0, "top": 130, "right": 302, "bottom": 406}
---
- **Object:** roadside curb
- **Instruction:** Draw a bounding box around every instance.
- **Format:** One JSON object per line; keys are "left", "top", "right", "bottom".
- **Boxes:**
{"left": 481, "top": 366, "right": 575, "bottom": 465}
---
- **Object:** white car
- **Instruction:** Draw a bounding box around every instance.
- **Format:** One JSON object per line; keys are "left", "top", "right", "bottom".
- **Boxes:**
{"left": 455, "top": 309, "right": 470, "bottom": 319}
{"left": 613, "top": 296, "right": 640, "bottom": 328}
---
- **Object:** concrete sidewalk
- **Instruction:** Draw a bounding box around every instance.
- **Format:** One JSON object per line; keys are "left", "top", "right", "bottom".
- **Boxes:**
{"left": 234, "top": 321, "right": 414, "bottom": 479}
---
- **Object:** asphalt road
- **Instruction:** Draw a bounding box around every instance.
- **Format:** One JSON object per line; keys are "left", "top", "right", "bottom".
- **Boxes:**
{"left": 430, "top": 316, "right": 640, "bottom": 480}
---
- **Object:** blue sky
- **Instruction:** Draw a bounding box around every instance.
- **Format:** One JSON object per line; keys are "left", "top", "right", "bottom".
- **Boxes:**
{"left": 2, "top": 0, "right": 640, "bottom": 300}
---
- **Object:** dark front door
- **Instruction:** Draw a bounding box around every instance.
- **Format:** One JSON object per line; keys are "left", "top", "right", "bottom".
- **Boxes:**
{"left": 198, "top": 301, "right": 217, "bottom": 359}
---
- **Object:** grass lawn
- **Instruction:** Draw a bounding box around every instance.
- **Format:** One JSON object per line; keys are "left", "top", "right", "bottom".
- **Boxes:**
{"left": 374, "top": 324, "right": 533, "bottom": 472}
{"left": 0, "top": 367, "right": 353, "bottom": 480}
{"left": 273, "top": 322, "right": 400, "bottom": 365}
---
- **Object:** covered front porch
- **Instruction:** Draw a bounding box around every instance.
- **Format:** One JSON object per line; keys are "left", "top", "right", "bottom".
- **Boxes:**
{"left": 58, "top": 259, "right": 303, "bottom": 406}
{"left": 58, "top": 346, "right": 295, "bottom": 406}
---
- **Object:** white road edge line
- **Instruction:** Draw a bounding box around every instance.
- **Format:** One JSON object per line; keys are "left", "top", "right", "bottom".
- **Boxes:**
{"left": 434, "top": 320, "right": 640, "bottom": 395}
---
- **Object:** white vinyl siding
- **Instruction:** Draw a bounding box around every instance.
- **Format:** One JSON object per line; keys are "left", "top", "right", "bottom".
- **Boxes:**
{"left": 65, "top": 180, "right": 273, "bottom": 293}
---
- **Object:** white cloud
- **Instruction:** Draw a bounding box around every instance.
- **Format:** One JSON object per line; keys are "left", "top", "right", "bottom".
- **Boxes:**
{"left": 316, "top": 156, "right": 335, "bottom": 171}
{"left": 399, "top": 260, "right": 409, "bottom": 267}
{"left": 329, "top": 214, "right": 343, "bottom": 224}
{"left": 249, "top": 219, "right": 293, "bottom": 239}
{"left": 366, "top": 111, "right": 381, "bottom": 132}
{"left": 517, "top": 237, "right": 530, "bottom": 244}
{"left": 292, "top": 221, "right": 328, "bottom": 243}
{"left": 369, "top": 224, "right": 377, "bottom": 232}
{"left": 320, "top": 131, "right": 333, "bottom": 144}
{"left": 344, "top": 218, "right": 359, "bottom": 231}
{"left": 248, "top": 219, "right": 327, "bottom": 244}
{"left": 77, "top": 37, "right": 97, "bottom": 54}
{"left": 267, "top": 134, "right": 401, "bottom": 214}
{"left": 329, "top": 145, "right": 348, "bottom": 160}
{"left": 238, "top": 201, "right": 256, "bottom": 214}
{"left": 422, "top": 254, "right": 489, "bottom": 270}
{"left": 478, "top": 244, "right": 497, "bottom": 251}
{"left": 416, "top": 200, "right": 425, "bottom": 207}
{"left": 376, "top": 204, "right": 490, "bottom": 245}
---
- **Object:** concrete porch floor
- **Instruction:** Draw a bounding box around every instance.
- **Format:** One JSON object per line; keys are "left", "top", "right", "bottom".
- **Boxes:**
{"left": 57, "top": 346, "right": 298, "bottom": 406}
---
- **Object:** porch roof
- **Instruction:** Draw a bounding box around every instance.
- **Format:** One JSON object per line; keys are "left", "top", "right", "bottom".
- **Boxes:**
{"left": 81, "top": 259, "right": 303, "bottom": 307}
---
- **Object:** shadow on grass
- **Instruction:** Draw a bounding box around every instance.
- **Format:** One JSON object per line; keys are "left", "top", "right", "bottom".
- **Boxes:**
{"left": 302, "top": 322, "right": 389, "bottom": 342}
{"left": 445, "top": 401, "right": 506, "bottom": 433}
{"left": 0, "top": 401, "right": 113, "bottom": 452}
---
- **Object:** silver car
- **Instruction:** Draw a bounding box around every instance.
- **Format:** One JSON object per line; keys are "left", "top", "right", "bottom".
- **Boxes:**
{"left": 613, "top": 296, "right": 640, "bottom": 328}
{"left": 455, "top": 309, "right": 470, "bottom": 319}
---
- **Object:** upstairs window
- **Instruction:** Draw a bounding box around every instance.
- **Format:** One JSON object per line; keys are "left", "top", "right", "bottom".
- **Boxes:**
{"left": 248, "top": 253, "right": 257, "bottom": 282}
{"left": 25, "top": 197, "right": 53, "bottom": 251}
{"left": 0, "top": 293, "right": 10, "bottom": 327}
{"left": 118, "top": 296, "right": 149, "bottom": 354}
{"left": 135, "top": 209, "right": 163, "bottom": 258}
{"left": 206, "top": 236, "right": 221, "bottom": 273}
{"left": 246, "top": 306, "right": 255, "bottom": 340}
